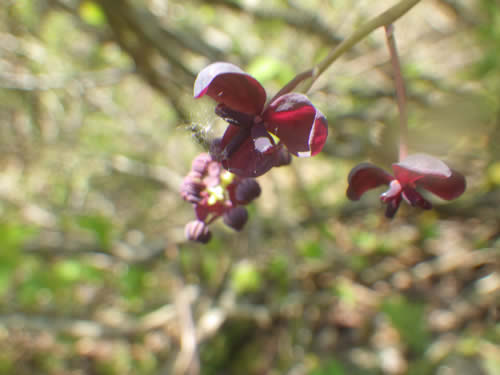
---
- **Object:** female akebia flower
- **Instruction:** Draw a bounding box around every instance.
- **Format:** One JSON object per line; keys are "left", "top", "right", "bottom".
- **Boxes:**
{"left": 346, "top": 153, "right": 466, "bottom": 218}
{"left": 194, "top": 62, "right": 328, "bottom": 177}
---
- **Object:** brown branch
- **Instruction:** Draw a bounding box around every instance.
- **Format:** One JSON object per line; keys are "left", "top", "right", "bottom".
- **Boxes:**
{"left": 94, "top": 0, "right": 190, "bottom": 120}
{"left": 198, "top": 0, "right": 342, "bottom": 45}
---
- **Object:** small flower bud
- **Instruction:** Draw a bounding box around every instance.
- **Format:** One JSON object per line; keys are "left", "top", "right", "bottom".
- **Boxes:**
{"left": 274, "top": 147, "right": 292, "bottom": 167}
{"left": 185, "top": 220, "right": 212, "bottom": 243}
{"left": 191, "top": 153, "right": 212, "bottom": 175}
{"left": 203, "top": 175, "right": 220, "bottom": 188}
{"left": 223, "top": 206, "right": 248, "bottom": 231}
{"left": 180, "top": 177, "right": 205, "bottom": 203}
{"left": 235, "top": 178, "right": 261, "bottom": 204}
{"left": 186, "top": 170, "right": 203, "bottom": 181}
{"left": 207, "top": 161, "right": 222, "bottom": 177}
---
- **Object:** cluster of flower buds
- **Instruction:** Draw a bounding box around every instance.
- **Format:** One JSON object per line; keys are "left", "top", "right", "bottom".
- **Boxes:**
{"left": 181, "top": 153, "right": 262, "bottom": 243}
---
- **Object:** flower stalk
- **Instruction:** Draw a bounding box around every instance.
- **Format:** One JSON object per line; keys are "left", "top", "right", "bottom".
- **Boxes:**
{"left": 384, "top": 24, "right": 408, "bottom": 161}
{"left": 345, "top": 23, "right": 466, "bottom": 218}
{"left": 281, "top": 0, "right": 422, "bottom": 95}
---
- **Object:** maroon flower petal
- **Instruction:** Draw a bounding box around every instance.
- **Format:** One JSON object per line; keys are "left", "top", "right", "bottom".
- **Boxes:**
{"left": 194, "top": 62, "right": 266, "bottom": 115}
{"left": 346, "top": 163, "right": 394, "bottom": 201}
{"left": 392, "top": 153, "right": 452, "bottom": 185}
{"left": 401, "top": 187, "right": 433, "bottom": 209}
{"left": 220, "top": 124, "right": 277, "bottom": 177}
{"left": 392, "top": 153, "right": 466, "bottom": 201}
{"left": 385, "top": 194, "right": 402, "bottom": 219}
{"left": 416, "top": 169, "right": 466, "bottom": 200}
{"left": 195, "top": 204, "right": 210, "bottom": 221}
{"left": 263, "top": 93, "right": 328, "bottom": 157}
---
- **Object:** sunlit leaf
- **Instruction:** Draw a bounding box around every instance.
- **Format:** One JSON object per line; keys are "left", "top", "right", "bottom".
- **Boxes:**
{"left": 231, "top": 260, "right": 261, "bottom": 294}
{"left": 79, "top": 1, "right": 106, "bottom": 26}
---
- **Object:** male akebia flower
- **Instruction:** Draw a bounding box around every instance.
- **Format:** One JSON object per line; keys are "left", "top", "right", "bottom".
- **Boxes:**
{"left": 194, "top": 62, "right": 328, "bottom": 177}
{"left": 180, "top": 152, "right": 261, "bottom": 243}
{"left": 346, "top": 153, "right": 466, "bottom": 218}
{"left": 185, "top": 220, "right": 212, "bottom": 244}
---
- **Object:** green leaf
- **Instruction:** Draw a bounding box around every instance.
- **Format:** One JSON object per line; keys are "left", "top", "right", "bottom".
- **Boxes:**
{"left": 310, "top": 359, "right": 347, "bottom": 375}
{"left": 231, "top": 260, "right": 261, "bottom": 294}
{"left": 299, "top": 240, "right": 323, "bottom": 259}
{"left": 54, "top": 260, "right": 83, "bottom": 282}
{"left": 77, "top": 215, "right": 112, "bottom": 249}
{"left": 0, "top": 223, "right": 38, "bottom": 296}
{"left": 79, "top": 1, "right": 106, "bottom": 27}
{"left": 247, "top": 56, "right": 294, "bottom": 86}
{"left": 382, "top": 296, "right": 430, "bottom": 354}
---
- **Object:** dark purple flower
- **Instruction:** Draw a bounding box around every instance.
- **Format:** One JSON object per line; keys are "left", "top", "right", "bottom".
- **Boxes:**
{"left": 194, "top": 62, "right": 328, "bottom": 177}
{"left": 346, "top": 153, "right": 466, "bottom": 218}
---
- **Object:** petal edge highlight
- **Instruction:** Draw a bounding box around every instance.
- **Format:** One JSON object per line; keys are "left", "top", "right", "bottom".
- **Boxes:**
{"left": 194, "top": 62, "right": 266, "bottom": 114}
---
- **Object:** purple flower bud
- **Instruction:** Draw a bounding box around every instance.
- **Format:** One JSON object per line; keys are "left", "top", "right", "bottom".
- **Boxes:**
{"left": 180, "top": 177, "right": 205, "bottom": 203}
{"left": 223, "top": 206, "right": 248, "bottom": 231}
{"left": 235, "top": 178, "right": 261, "bottom": 204}
{"left": 203, "top": 175, "right": 220, "bottom": 188}
{"left": 185, "top": 170, "right": 202, "bottom": 180}
{"left": 185, "top": 220, "right": 212, "bottom": 243}
{"left": 191, "top": 153, "right": 212, "bottom": 175}
{"left": 274, "top": 147, "right": 292, "bottom": 167}
{"left": 207, "top": 161, "right": 222, "bottom": 177}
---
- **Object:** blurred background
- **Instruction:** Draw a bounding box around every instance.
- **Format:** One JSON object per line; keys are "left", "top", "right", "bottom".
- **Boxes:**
{"left": 0, "top": 0, "right": 499, "bottom": 374}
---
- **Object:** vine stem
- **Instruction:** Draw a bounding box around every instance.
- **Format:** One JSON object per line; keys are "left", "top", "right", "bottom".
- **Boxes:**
{"left": 384, "top": 24, "right": 408, "bottom": 161}
{"left": 277, "top": 0, "right": 422, "bottom": 96}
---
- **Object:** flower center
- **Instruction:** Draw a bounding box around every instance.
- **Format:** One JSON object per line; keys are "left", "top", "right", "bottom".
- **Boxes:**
{"left": 380, "top": 179, "right": 402, "bottom": 203}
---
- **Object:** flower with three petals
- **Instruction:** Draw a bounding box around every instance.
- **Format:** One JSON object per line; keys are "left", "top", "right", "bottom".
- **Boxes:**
{"left": 346, "top": 153, "right": 466, "bottom": 218}
{"left": 194, "top": 62, "right": 328, "bottom": 177}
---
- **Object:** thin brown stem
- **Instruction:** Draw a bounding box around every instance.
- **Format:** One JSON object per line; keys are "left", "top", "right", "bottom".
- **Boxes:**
{"left": 268, "top": 69, "right": 313, "bottom": 103}
{"left": 384, "top": 24, "right": 408, "bottom": 161}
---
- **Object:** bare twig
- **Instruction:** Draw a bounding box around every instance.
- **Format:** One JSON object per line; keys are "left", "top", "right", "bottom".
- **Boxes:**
{"left": 0, "top": 67, "right": 133, "bottom": 91}
{"left": 173, "top": 285, "right": 200, "bottom": 375}
{"left": 199, "top": 0, "right": 342, "bottom": 45}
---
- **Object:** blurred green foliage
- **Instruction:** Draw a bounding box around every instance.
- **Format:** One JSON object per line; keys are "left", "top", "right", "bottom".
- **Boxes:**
{"left": 0, "top": 0, "right": 499, "bottom": 374}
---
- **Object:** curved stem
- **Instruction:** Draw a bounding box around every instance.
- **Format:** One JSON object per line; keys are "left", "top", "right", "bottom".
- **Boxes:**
{"left": 287, "top": 0, "right": 422, "bottom": 94}
{"left": 384, "top": 24, "right": 408, "bottom": 161}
